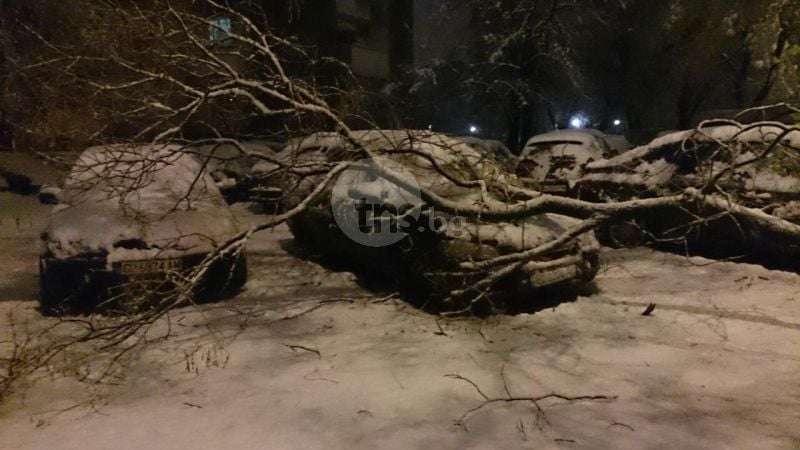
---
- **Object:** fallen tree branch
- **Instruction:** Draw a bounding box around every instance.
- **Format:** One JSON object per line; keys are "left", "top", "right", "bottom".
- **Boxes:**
{"left": 446, "top": 369, "right": 616, "bottom": 432}
{"left": 454, "top": 392, "right": 616, "bottom": 431}
{"left": 283, "top": 344, "right": 321, "bottom": 358}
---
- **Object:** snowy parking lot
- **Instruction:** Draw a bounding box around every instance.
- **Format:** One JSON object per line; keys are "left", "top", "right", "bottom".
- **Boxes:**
{"left": 1, "top": 191, "right": 800, "bottom": 449}
{"left": 4, "top": 0, "right": 800, "bottom": 447}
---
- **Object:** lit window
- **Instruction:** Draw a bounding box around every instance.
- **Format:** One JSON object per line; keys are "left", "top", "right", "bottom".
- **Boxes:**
{"left": 209, "top": 17, "right": 231, "bottom": 41}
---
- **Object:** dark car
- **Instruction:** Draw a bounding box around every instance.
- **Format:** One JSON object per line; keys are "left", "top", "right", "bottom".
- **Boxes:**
{"left": 276, "top": 130, "right": 601, "bottom": 313}
{"left": 39, "top": 144, "right": 247, "bottom": 314}
{"left": 579, "top": 123, "right": 800, "bottom": 254}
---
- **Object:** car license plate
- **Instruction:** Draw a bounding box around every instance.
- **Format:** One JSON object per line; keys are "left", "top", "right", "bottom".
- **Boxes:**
{"left": 120, "top": 259, "right": 182, "bottom": 275}
{"left": 531, "top": 264, "right": 577, "bottom": 287}
{"left": 542, "top": 183, "right": 569, "bottom": 193}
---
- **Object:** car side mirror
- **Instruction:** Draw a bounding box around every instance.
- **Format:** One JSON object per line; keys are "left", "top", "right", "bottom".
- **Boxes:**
{"left": 39, "top": 185, "right": 62, "bottom": 205}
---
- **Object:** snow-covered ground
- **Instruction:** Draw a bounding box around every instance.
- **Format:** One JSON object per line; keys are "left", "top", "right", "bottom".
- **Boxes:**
{"left": 1, "top": 192, "right": 800, "bottom": 449}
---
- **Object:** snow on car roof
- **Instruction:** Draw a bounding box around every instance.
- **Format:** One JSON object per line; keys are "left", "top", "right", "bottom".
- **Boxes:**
{"left": 349, "top": 129, "right": 504, "bottom": 181}
{"left": 260, "top": 129, "right": 498, "bottom": 171}
{"left": 63, "top": 143, "right": 225, "bottom": 208}
{"left": 46, "top": 144, "right": 239, "bottom": 261}
{"left": 269, "top": 129, "right": 511, "bottom": 206}
{"left": 524, "top": 129, "right": 604, "bottom": 147}
{"left": 281, "top": 132, "right": 349, "bottom": 154}
{"left": 273, "top": 129, "right": 490, "bottom": 168}
{"left": 454, "top": 136, "right": 514, "bottom": 160}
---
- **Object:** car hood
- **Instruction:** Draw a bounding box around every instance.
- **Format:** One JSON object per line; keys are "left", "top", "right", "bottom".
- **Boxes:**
{"left": 43, "top": 199, "right": 240, "bottom": 263}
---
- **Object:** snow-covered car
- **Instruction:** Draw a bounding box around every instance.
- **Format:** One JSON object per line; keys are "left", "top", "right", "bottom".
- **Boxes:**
{"left": 280, "top": 130, "right": 601, "bottom": 313}
{"left": 39, "top": 144, "right": 247, "bottom": 314}
{"left": 579, "top": 123, "right": 800, "bottom": 254}
{"left": 516, "top": 129, "right": 612, "bottom": 196}
{"left": 454, "top": 136, "right": 516, "bottom": 171}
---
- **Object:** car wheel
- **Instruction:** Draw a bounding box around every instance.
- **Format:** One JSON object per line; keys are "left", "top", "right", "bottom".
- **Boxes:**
{"left": 38, "top": 257, "right": 88, "bottom": 315}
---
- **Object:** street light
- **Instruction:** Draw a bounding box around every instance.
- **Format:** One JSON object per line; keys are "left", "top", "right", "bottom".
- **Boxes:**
{"left": 469, "top": 125, "right": 479, "bottom": 134}
{"left": 569, "top": 114, "right": 588, "bottom": 129}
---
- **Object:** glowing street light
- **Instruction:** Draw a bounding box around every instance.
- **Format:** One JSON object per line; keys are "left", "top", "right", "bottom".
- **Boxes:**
{"left": 569, "top": 114, "right": 588, "bottom": 129}
{"left": 469, "top": 125, "right": 479, "bottom": 134}
{"left": 613, "top": 119, "right": 622, "bottom": 126}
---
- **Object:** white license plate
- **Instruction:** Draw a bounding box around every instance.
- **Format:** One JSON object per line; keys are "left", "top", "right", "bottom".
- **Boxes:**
{"left": 531, "top": 264, "right": 578, "bottom": 287}
{"left": 120, "top": 259, "right": 182, "bottom": 275}
{"left": 542, "top": 184, "right": 569, "bottom": 193}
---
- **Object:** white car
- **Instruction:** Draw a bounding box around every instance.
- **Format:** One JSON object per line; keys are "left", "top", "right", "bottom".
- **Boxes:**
{"left": 39, "top": 144, "right": 247, "bottom": 314}
{"left": 516, "top": 129, "right": 612, "bottom": 194}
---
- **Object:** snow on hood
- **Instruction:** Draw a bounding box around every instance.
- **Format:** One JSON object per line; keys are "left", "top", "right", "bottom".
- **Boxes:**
{"left": 44, "top": 144, "right": 240, "bottom": 262}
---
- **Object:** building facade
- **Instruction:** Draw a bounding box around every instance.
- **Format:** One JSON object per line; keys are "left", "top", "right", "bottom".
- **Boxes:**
{"left": 299, "top": 0, "right": 413, "bottom": 80}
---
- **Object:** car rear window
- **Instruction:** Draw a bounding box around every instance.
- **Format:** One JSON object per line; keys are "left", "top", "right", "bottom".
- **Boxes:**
{"left": 526, "top": 140, "right": 585, "bottom": 151}
{"left": 522, "top": 140, "right": 590, "bottom": 159}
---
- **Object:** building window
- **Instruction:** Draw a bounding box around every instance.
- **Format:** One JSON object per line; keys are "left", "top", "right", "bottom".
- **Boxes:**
{"left": 209, "top": 17, "right": 231, "bottom": 41}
